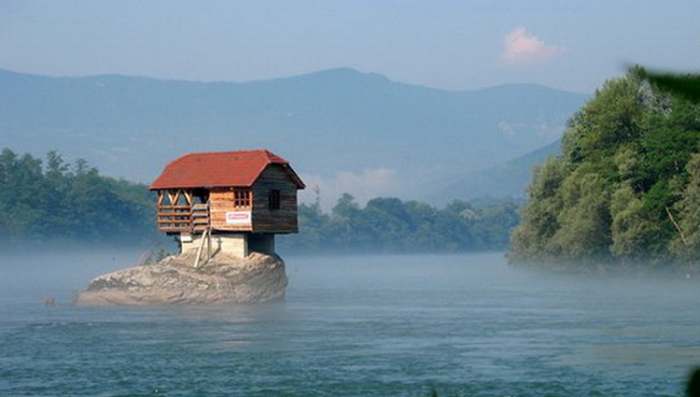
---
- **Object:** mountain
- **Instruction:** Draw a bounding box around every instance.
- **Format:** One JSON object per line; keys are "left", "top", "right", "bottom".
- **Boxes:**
{"left": 0, "top": 67, "right": 587, "bottom": 200}
{"left": 433, "top": 139, "right": 562, "bottom": 204}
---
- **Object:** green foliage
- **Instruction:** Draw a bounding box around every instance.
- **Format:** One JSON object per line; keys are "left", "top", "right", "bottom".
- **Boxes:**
{"left": 511, "top": 69, "right": 700, "bottom": 268}
{"left": 562, "top": 75, "right": 644, "bottom": 163}
{"left": 0, "top": 148, "right": 157, "bottom": 244}
{"left": 279, "top": 194, "right": 519, "bottom": 254}
{"left": 510, "top": 158, "right": 566, "bottom": 261}
{"left": 549, "top": 170, "right": 612, "bottom": 261}
{"left": 672, "top": 153, "right": 700, "bottom": 262}
{"left": 610, "top": 184, "right": 661, "bottom": 260}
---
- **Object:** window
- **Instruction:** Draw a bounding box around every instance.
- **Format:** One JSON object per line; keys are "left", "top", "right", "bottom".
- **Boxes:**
{"left": 233, "top": 189, "right": 251, "bottom": 207}
{"left": 268, "top": 189, "right": 281, "bottom": 210}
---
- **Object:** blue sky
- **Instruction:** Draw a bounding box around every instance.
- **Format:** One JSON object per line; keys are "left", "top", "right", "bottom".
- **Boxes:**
{"left": 1, "top": 0, "right": 699, "bottom": 92}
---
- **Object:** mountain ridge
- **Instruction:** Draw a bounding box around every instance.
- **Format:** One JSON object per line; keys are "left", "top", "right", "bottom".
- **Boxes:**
{"left": 433, "top": 139, "right": 562, "bottom": 205}
{"left": 0, "top": 66, "right": 587, "bottom": 201}
{"left": 0, "top": 66, "right": 586, "bottom": 96}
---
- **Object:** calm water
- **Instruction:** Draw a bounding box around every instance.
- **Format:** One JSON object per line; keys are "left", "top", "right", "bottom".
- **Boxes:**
{"left": 1, "top": 250, "right": 699, "bottom": 396}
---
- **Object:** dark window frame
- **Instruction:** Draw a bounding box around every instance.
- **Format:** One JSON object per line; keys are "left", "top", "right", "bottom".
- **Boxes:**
{"left": 268, "top": 189, "right": 281, "bottom": 210}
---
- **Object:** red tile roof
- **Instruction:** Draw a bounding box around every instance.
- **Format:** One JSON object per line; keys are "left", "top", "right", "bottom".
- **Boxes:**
{"left": 150, "top": 150, "right": 305, "bottom": 190}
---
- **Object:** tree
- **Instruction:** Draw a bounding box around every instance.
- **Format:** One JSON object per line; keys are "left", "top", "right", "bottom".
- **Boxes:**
{"left": 671, "top": 153, "right": 700, "bottom": 262}
{"left": 510, "top": 157, "right": 566, "bottom": 262}
{"left": 279, "top": 193, "right": 520, "bottom": 253}
{"left": 610, "top": 184, "right": 661, "bottom": 260}
{"left": 0, "top": 148, "right": 157, "bottom": 245}
{"left": 510, "top": 68, "right": 700, "bottom": 269}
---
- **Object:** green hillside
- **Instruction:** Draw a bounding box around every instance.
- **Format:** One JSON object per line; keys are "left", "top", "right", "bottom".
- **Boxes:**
{"left": 510, "top": 69, "right": 700, "bottom": 270}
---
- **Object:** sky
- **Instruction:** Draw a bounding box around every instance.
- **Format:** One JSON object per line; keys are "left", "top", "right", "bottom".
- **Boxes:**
{"left": 1, "top": 0, "right": 699, "bottom": 93}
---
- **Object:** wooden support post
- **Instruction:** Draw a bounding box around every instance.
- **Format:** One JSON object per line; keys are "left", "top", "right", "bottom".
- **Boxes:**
{"left": 167, "top": 190, "right": 177, "bottom": 206}
{"left": 206, "top": 201, "right": 212, "bottom": 262}
{"left": 207, "top": 228, "right": 212, "bottom": 262}
{"left": 183, "top": 190, "right": 193, "bottom": 206}
{"left": 193, "top": 228, "right": 209, "bottom": 268}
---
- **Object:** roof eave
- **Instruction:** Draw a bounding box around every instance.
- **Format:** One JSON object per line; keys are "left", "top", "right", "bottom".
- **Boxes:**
{"left": 149, "top": 183, "right": 253, "bottom": 191}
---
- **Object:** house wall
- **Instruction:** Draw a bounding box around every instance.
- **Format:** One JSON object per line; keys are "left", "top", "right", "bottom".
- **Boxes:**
{"left": 251, "top": 164, "right": 299, "bottom": 233}
{"left": 209, "top": 188, "right": 253, "bottom": 232}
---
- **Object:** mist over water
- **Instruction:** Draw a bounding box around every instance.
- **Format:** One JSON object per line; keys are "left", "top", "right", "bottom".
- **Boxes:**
{"left": 0, "top": 247, "right": 153, "bottom": 304}
{"left": 1, "top": 250, "right": 698, "bottom": 396}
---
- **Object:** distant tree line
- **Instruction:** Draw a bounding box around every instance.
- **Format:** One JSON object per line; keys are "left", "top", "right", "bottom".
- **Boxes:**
{"left": 510, "top": 68, "right": 700, "bottom": 269}
{"left": 0, "top": 148, "right": 520, "bottom": 253}
{"left": 0, "top": 148, "right": 156, "bottom": 244}
{"left": 278, "top": 193, "right": 519, "bottom": 254}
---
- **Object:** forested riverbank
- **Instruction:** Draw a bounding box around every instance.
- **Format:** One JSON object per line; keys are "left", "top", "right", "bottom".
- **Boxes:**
{"left": 510, "top": 68, "right": 700, "bottom": 270}
{"left": 0, "top": 148, "right": 519, "bottom": 253}
{"left": 0, "top": 149, "right": 155, "bottom": 243}
{"left": 278, "top": 194, "right": 518, "bottom": 254}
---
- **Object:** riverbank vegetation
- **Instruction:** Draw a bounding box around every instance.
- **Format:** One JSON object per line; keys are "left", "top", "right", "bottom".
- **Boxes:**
{"left": 0, "top": 148, "right": 519, "bottom": 253}
{"left": 279, "top": 194, "right": 519, "bottom": 253}
{"left": 510, "top": 68, "right": 700, "bottom": 270}
{"left": 0, "top": 149, "right": 155, "bottom": 243}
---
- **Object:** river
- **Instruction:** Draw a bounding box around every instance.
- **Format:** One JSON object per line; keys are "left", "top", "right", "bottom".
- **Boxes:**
{"left": 0, "top": 250, "right": 698, "bottom": 396}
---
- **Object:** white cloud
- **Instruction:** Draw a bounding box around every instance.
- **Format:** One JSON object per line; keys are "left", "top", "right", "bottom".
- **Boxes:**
{"left": 299, "top": 168, "right": 399, "bottom": 211}
{"left": 501, "top": 27, "right": 562, "bottom": 64}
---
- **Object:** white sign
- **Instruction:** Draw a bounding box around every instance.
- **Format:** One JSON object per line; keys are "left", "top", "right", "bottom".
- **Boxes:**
{"left": 225, "top": 211, "right": 251, "bottom": 226}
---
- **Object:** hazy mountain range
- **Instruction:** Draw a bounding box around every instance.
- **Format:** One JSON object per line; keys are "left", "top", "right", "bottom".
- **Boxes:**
{"left": 432, "top": 139, "right": 561, "bottom": 205}
{"left": 0, "top": 67, "right": 586, "bottom": 206}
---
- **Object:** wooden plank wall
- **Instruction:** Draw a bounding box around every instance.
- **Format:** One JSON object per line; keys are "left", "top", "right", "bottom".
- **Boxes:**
{"left": 251, "top": 164, "right": 299, "bottom": 233}
{"left": 209, "top": 188, "right": 253, "bottom": 232}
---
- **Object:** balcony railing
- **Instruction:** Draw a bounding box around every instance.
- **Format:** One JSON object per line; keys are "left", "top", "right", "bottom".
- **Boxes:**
{"left": 157, "top": 203, "right": 209, "bottom": 234}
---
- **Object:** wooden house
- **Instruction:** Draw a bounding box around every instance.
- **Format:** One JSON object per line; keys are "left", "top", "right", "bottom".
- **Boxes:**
{"left": 150, "top": 150, "right": 305, "bottom": 259}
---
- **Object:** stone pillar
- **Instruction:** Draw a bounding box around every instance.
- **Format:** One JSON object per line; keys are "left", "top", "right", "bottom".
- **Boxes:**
{"left": 248, "top": 233, "right": 276, "bottom": 255}
{"left": 180, "top": 232, "right": 249, "bottom": 258}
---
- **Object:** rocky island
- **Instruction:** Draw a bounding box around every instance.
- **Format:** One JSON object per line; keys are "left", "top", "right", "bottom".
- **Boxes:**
{"left": 76, "top": 251, "right": 287, "bottom": 305}
{"left": 75, "top": 149, "right": 305, "bottom": 305}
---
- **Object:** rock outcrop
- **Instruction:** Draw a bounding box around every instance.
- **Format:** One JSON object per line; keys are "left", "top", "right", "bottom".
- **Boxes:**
{"left": 75, "top": 252, "right": 287, "bottom": 305}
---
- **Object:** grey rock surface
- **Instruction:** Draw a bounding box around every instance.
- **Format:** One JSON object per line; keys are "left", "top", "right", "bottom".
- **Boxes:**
{"left": 75, "top": 252, "right": 287, "bottom": 305}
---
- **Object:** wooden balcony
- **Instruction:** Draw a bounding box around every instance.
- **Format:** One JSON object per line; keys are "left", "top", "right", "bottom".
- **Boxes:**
{"left": 157, "top": 203, "right": 210, "bottom": 234}
{"left": 191, "top": 203, "right": 210, "bottom": 233}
